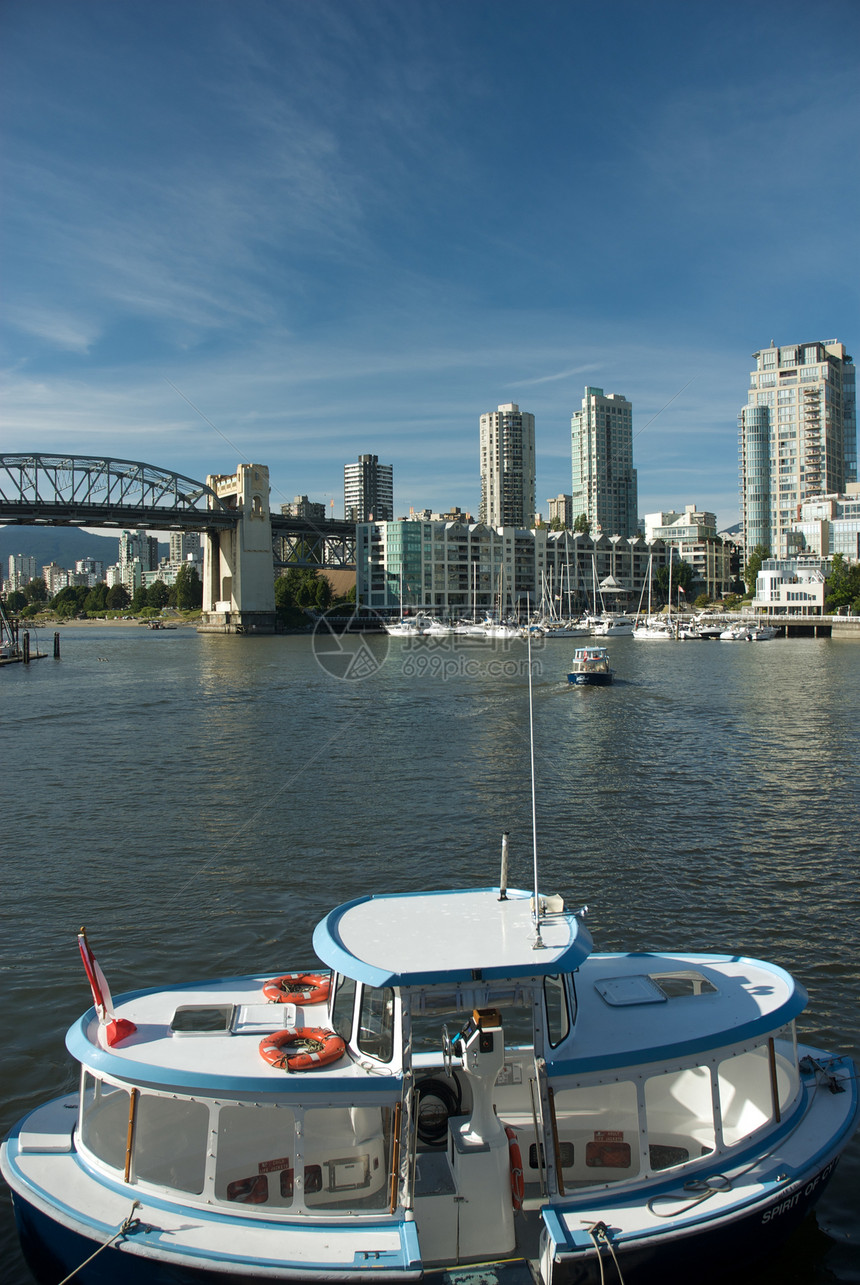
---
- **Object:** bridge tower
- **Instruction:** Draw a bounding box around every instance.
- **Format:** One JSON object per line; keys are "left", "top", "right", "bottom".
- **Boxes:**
{"left": 200, "top": 464, "right": 276, "bottom": 633}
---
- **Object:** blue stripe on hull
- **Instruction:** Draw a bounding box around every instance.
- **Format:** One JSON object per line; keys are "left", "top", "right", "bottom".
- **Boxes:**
{"left": 11, "top": 1194, "right": 419, "bottom": 1285}
{"left": 546, "top": 1156, "right": 843, "bottom": 1285}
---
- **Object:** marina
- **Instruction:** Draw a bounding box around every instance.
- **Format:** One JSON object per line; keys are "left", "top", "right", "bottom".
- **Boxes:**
{"left": 1, "top": 627, "right": 859, "bottom": 1284}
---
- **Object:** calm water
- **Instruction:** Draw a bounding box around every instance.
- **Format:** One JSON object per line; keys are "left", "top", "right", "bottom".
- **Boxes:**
{"left": 2, "top": 624, "right": 859, "bottom": 1283}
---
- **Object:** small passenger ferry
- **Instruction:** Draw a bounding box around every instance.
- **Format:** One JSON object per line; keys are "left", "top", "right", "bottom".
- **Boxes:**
{"left": 568, "top": 646, "right": 613, "bottom": 685}
{"left": 1, "top": 888, "right": 857, "bottom": 1285}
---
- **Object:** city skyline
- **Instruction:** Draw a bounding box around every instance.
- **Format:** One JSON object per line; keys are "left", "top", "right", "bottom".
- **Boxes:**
{"left": 2, "top": 3, "right": 858, "bottom": 528}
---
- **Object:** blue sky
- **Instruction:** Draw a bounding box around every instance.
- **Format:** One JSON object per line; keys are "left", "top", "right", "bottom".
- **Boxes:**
{"left": 2, "top": 0, "right": 858, "bottom": 528}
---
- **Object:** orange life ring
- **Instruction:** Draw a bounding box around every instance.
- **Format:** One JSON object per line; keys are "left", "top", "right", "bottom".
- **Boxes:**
{"left": 506, "top": 1126, "right": 525, "bottom": 1210}
{"left": 259, "top": 1027, "right": 345, "bottom": 1072}
{"left": 262, "top": 972, "right": 332, "bottom": 1006}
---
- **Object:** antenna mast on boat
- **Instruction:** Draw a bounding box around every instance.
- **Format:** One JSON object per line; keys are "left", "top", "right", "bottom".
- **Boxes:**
{"left": 527, "top": 628, "right": 545, "bottom": 949}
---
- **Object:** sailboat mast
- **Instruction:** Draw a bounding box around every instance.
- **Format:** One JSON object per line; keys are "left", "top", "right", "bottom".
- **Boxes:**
{"left": 526, "top": 627, "right": 545, "bottom": 949}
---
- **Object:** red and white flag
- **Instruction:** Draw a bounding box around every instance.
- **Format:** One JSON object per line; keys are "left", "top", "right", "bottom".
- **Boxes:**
{"left": 77, "top": 929, "right": 137, "bottom": 1048}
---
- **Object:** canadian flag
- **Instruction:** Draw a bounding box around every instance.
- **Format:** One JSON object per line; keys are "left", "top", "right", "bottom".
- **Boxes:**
{"left": 77, "top": 929, "right": 137, "bottom": 1048}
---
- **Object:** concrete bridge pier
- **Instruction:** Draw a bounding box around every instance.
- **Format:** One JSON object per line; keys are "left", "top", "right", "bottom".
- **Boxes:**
{"left": 200, "top": 464, "right": 276, "bottom": 633}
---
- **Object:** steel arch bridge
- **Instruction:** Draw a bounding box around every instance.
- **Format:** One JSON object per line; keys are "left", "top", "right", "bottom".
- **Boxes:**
{"left": 0, "top": 453, "right": 236, "bottom": 530}
{"left": 0, "top": 453, "right": 356, "bottom": 568}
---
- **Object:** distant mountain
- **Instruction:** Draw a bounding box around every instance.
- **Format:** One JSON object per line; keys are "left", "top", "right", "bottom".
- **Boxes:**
{"left": 0, "top": 526, "right": 168, "bottom": 571}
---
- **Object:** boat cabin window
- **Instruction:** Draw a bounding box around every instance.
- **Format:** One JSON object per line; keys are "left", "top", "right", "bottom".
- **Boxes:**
{"left": 80, "top": 1072, "right": 130, "bottom": 1172}
{"left": 357, "top": 985, "right": 395, "bottom": 1062}
{"left": 215, "top": 1104, "right": 297, "bottom": 1208}
{"left": 644, "top": 1065, "right": 715, "bottom": 1170}
{"left": 550, "top": 1081, "right": 640, "bottom": 1183}
{"left": 717, "top": 1027, "right": 798, "bottom": 1147}
{"left": 134, "top": 1093, "right": 209, "bottom": 1193}
{"left": 331, "top": 974, "right": 357, "bottom": 1044}
{"left": 303, "top": 1106, "right": 393, "bottom": 1209}
{"left": 544, "top": 974, "right": 569, "bottom": 1048}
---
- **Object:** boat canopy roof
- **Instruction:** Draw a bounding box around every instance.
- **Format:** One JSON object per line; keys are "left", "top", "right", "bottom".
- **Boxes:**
{"left": 313, "top": 887, "right": 593, "bottom": 988}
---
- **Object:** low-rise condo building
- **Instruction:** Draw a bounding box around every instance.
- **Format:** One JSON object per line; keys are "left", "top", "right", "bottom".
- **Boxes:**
{"left": 752, "top": 558, "right": 828, "bottom": 616}
{"left": 357, "top": 519, "right": 661, "bottom": 616}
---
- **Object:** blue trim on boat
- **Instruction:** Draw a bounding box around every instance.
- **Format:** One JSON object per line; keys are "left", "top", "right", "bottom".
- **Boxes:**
{"left": 64, "top": 1017, "right": 403, "bottom": 1095}
{"left": 313, "top": 888, "right": 593, "bottom": 986}
{"left": 12, "top": 1194, "right": 423, "bottom": 1283}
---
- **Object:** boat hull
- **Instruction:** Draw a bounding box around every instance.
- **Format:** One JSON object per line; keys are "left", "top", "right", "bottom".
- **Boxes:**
{"left": 8, "top": 1149, "right": 845, "bottom": 1285}
{"left": 9, "top": 1190, "right": 421, "bottom": 1285}
{"left": 545, "top": 1151, "right": 844, "bottom": 1285}
{"left": 567, "top": 672, "right": 613, "bottom": 685}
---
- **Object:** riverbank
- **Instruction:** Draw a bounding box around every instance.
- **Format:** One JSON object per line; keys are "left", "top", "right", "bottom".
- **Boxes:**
{"left": 46, "top": 615, "right": 198, "bottom": 628}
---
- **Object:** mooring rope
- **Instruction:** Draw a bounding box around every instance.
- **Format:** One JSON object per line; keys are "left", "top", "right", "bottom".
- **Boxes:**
{"left": 583, "top": 1219, "right": 627, "bottom": 1285}
{"left": 56, "top": 1200, "right": 148, "bottom": 1284}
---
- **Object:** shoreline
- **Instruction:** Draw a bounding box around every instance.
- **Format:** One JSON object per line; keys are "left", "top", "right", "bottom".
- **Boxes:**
{"left": 30, "top": 617, "right": 198, "bottom": 628}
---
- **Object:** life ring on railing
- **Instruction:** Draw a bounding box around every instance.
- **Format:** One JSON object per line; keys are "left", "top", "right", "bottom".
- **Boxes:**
{"left": 505, "top": 1126, "right": 525, "bottom": 1210}
{"left": 259, "top": 1027, "right": 345, "bottom": 1072}
{"left": 262, "top": 972, "right": 332, "bottom": 1006}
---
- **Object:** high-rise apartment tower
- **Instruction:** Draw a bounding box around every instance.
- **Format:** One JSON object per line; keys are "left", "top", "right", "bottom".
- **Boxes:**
{"left": 739, "top": 340, "right": 856, "bottom": 555}
{"left": 344, "top": 455, "right": 394, "bottom": 523}
{"left": 479, "top": 403, "right": 536, "bottom": 528}
{"left": 571, "top": 387, "right": 638, "bottom": 537}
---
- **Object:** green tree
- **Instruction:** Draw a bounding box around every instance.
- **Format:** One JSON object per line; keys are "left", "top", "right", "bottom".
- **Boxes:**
{"left": 174, "top": 563, "right": 203, "bottom": 610}
{"left": 654, "top": 560, "right": 695, "bottom": 605}
{"left": 573, "top": 513, "right": 590, "bottom": 534}
{"left": 4, "top": 590, "right": 27, "bottom": 613}
{"left": 549, "top": 517, "right": 566, "bottom": 532}
{"left": 84, "top": 584, "right": 109, "bottom": 614}
{"left": 130, "top": 584, "right": 148, "bottom": 613}
{"left": 275, "top": 568, "right": 332, "bottom": 614}
{"left": 24, "top": 577, "right": 48, "bottom": 603}
{"left": 743, "top": 545, "right": 770, "bottom": 596}
{"left": 825, "top": 554, "right": 860, "bottom": 613}
{"left": 52, "top": 585, "right": 89, "bottom": 617}
{"left": 147, "top": 580, "right": 170, "bottom": 609}
{"left": 106, "top": 583, "right": 131, "bottom": 610}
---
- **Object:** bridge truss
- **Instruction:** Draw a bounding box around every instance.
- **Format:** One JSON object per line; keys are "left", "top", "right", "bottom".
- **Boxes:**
{"left": 0, "top": 454, "right": 356, "bottom": 570}
{"left": 0, "top": 453, "right": 235, "bottom": 530}
{"left": 271, "top": 517, "right": 356, "bottom": 569}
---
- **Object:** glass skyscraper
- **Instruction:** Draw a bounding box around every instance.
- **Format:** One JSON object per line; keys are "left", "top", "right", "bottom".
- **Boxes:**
{"left": 739, "top": 340, "right": 856, "bottom": 555}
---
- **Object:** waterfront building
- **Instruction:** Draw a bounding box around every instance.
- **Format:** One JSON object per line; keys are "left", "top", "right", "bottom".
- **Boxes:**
{"left": 739, "top": 339, "right": 857, "bottom": 558}
{"left": 357, "top": 519, "right": 658, "bottom": 616}
{"left": 571, "top": 387, "right": 638, "bottom": 538}
{"left": 42, "top": 562, "right": 70, "bottom": 596}
{"left": 75, "top": 558, "right": 105, "bottom": 586}
{"left": 119, "top": 530, "right": 159, "bottom": 573}
{"left": 780, "top": 485, "right": 860, "bottom": 560}
{"left": 547, "top": 494, "right": 573, "bottom": 528}
{"left": 168, "top": 532, "right": 201, "bottom": 565}
{"left": 643, "top": 505, "right": 733, "bottom": 599}
{"left": 6, "top": 553, "right": 36, "bottom": 590}
{"left": 752, "top": 557, "right": 828, "bottom": 616}
{"left": 344, "top": 455, "right": 394, "bottom": 523}
{"left": 281, "top": 496, "right": 327, "bottom": 521}
{"left": 479, "top": 403, "right": 536, "bottom": 528}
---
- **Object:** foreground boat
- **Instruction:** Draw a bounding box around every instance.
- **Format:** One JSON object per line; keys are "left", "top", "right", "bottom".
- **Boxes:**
{"left": 568, "top": 646, "right": 613, "bottom": 685}
{"left": 5, "top": 879, "right": 855, "bottom": 1285}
